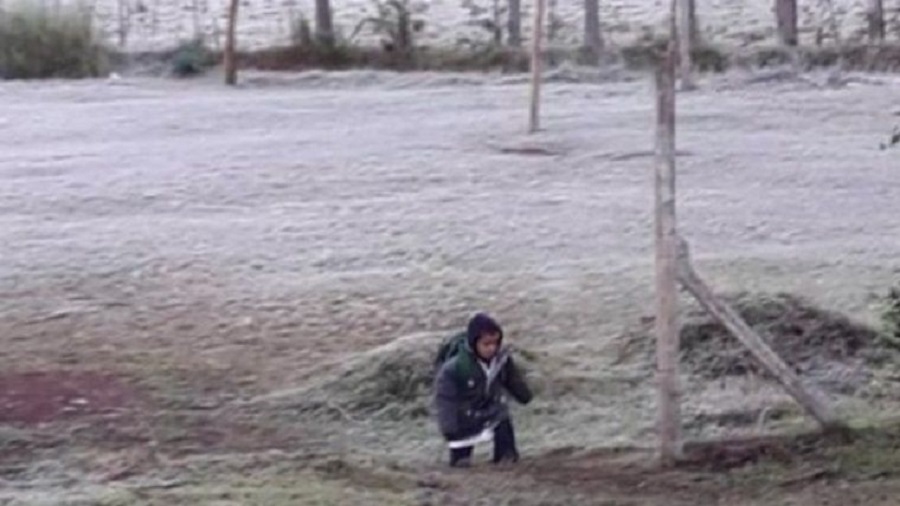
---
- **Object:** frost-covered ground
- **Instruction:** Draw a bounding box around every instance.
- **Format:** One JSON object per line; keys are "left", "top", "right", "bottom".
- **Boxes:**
{"left": 2, "top": 69, "right": 900, "bottom": 504}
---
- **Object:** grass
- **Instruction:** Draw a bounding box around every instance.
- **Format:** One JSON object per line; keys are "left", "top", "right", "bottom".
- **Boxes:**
{"left": 13, "top": 472, "right": 417, "bottom": 506}
{"left": 145, "top": 474, "right": 416, "bottom": 506}
{"left": 0, "top": 1, "right": 109, "bottom": 79}
{"left": 880, "top": 286, "right": 900, "bottom": 344}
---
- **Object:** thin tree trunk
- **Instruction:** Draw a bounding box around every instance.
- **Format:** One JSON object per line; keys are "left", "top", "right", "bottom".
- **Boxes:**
{"left": 583, "top": 0, "right": 603, "bottom": 62}
{"left": 492, "top": 0, "right": 503, "bottom": 46}
{"left": 191, "top": 0, "right": 201, "bottom": 40}
{"left": 528, "top": 0, "right": 546, "bottom": 133}
{"left": 508, "top": 0, "right": 522, "bottom": 47}
{"left": 867, "top": 0, "right": 884, "bottom": 43}
{"left": 117, "top": 0, "right": 129, "bottom": 48}
{"left": 547, "top": 0, "right": 558, "bottom": 43}
{"left": 314, "top": 0, "right": 334, "bottom": 47}
{"left": 776, "top": 0, "right": 798, "bottom": 46}
{"left": 654, "top": 41, "right": 681, "bottom": 467}
{"left": 688, "top": 0, "right": 699, "bottom": 46}
{"left": 224, "top": 0, "right": 239, "bottom": 85}
{"left": 676, "top": 0, "right": 695, "bottom": 90}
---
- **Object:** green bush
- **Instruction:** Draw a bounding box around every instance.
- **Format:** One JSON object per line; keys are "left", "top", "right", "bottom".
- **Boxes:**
{"left": 170, "top": 38, "right": 216, "bottom": 77}
{"left": 0, "top": 2, "right": 109, "bottom": 79}
{"left": 692, "top": 45, "right": 729, "bottom": 72}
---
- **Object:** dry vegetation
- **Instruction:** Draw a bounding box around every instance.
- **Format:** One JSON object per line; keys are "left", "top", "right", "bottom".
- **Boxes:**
{"left": 0, "top": 2, "right": 109, "bottom": 79}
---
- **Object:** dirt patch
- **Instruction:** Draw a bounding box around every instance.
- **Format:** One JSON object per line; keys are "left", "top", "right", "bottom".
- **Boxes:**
{"left": 139, "top": 404, "right": 331, "bottom": 458}
{"left": 522, "top": 456, "right": 723, "bottom": 505}
{"left": 518, "top": 424, "right": 900, "bottom": 505}
{"left": 0, "top": 370, "right": 141, "bottom": 426}
{"left": 616, "top": 292, "right": 893, "bottom": 389}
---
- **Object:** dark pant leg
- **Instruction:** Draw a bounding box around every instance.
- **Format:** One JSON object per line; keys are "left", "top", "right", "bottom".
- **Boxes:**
{"left": 492, "top": 418, "right": 519, "bottom": 463}
{"left": 449, "top": 445, "right": 473, "bottom": 466}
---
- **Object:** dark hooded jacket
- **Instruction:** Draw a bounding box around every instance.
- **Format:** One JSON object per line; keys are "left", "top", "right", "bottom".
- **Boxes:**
{"left": 433, "top": 313, "right": 533, "bottom": 440}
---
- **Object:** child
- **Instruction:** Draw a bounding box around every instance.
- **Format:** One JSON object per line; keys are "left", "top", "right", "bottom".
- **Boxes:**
{"left": 433, "top": 313, "right": 533, "bottom": 467}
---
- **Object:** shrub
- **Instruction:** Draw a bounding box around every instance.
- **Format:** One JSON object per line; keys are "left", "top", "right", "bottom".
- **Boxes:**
{"left": 170, "top": 38, "right": 216, "bottom": 77}
{"left": 350, "top": 0, "right": 427, "bottom": 68}
{"left": 692, "top": 45, "right": 729, "bottom": 72}
{"left": 0, "top": 2, "right": 109, "bottom": 79}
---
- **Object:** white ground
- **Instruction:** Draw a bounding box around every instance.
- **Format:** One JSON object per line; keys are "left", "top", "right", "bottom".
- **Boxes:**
{"left": 1, "top": 68, "right": 900, "bottom": 470}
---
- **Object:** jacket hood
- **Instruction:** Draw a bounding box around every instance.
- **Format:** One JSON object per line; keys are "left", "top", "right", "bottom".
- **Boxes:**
{"left": 466, "top": 312, "right": 504, "bottom": 350}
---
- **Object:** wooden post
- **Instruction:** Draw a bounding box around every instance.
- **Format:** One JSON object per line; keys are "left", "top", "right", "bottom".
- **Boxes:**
{"left": 654, "top": 41, "right": 681, "bottom": 467}
{"left": 675, "top": 237, "right": 846, "bottom": 432}
{"left": 528, "top": 0, "right": 546, "bottom": 133}
{"left": 224, "top": 0, "right": 239, "bottom": 86}
{"left": 676, "top": 0, "right": 695, "bottom": 90}
{"left": 867, "top": 0, "right": 884, "bottom": 43}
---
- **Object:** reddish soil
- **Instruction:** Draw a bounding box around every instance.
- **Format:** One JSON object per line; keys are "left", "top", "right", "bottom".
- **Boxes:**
{"left": 0, "top": 370, "right": 139, "bottom": 426}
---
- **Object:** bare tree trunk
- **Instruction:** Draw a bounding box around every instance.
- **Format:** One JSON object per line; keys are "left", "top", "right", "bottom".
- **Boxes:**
{"left": 688, "top": 0, "right": 700, "bottom": 46}
{"left": 654, "top": 41, "right": 681, "bottom": 468}
{"left": 117, "top": 0, "right": 130, "bottom": 48}
{"left": 508, "top": 0, "right": 522, "bottom": 47}
{"left": 191, "top": 0, "right": 201, "bottom": 40}
{"left": 583, "top": 0, "right": 603, "bottom": 62}
{"left": 528, "top": 0, "right": 546, "bottom": 133}
{"left": 776, "top": 0, "right": 798, "bottom": 46}
{"left": 867, "top": 0, "right": 884, "bottom": 43}
{"left": 676, "top": 0, "right": 695, "bottom": 90}
{"left": 224, "top": 0, "right": 239, "bottom": 86}
{"left": 314, "top": 0, "right": 334, "bottom": 47}
{"left": 547, "top": 0, "right": 559, "bottom": 43}
{"left": 492, "top": 0, "right": 503, "bottom": 46}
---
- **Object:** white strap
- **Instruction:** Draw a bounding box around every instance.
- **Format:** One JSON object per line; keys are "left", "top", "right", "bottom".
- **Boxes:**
{"left": 447, "top": 427, "right": 495, "bottom": 449}
{"left": 446, "top": 420, "right": 501, "bottom": 449}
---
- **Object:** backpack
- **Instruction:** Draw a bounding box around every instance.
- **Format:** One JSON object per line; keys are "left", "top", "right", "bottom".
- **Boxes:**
{"left": 434, "top": 331, "right": 492, "bottom": 389}
{"left": 433, "top": 331, "right": 467, "bottom": 373}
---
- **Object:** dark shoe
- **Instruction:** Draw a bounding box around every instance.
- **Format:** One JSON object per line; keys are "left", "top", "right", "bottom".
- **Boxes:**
{"left": 450, "top": 457, "right": 472, "bottom": 468}
{"left": 492, "top": 451, "right": 519, "bottom": 465}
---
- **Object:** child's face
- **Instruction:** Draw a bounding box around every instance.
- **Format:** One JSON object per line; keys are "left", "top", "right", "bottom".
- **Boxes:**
{"left": 475, "top": 331, "right": 501, "bottom": 361}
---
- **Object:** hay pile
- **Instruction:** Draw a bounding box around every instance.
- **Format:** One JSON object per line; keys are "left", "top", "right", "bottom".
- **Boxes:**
{"left": 261, "top": 332, "right": 541, "bottom": 422}
{"left": 616, "top": 292, "right": 893, "bottom": 390}
{"left": 882, "top": 287, "right": 900, "bottom": 341}
{"left": 275, "top": 332, "right": 439, "bottom": 422}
